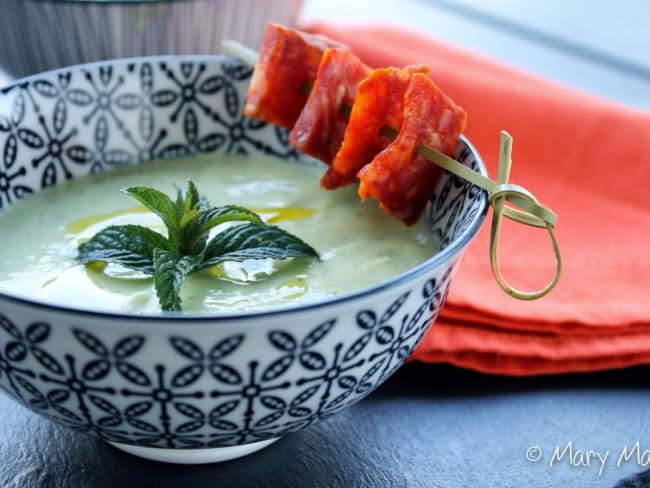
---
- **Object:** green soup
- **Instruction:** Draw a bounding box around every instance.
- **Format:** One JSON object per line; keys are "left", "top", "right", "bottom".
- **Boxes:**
{"left": 0, "top": 154, "right": 437, "bottom": 313}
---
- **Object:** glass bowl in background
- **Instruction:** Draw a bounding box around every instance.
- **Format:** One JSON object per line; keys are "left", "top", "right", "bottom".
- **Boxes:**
{"left": 0, "top": 0, "right": 302, "bottom": 77}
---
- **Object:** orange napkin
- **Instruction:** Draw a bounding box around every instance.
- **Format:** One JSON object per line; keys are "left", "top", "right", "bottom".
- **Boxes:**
{"left": 307, "top": 22, "right": 650, "bottom": 376}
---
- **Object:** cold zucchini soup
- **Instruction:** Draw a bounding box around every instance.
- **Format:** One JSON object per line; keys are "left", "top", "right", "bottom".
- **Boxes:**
{"left": 0, "top": 153, "right": 437, "bottom": 313}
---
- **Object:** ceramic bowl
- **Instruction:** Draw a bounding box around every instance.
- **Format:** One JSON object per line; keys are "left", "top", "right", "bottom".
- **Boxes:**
{"left": 0, "top": 55, "right": 488, "bottom": 464}
{"left": 0, "top": 0, "right": 302, "bottom": 77}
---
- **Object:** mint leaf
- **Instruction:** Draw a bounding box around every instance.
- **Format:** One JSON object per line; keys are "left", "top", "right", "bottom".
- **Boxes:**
{"left": 201, "top": 223, "right": 318, "bottom": 268}
{"left": 78, "top": 180, "right": 319, "bottom": 312}
{"left": 123, "top": 186, "right": 181, "bottom": 249}
{"left": 78, "top": 225, "right": 171, "bottom": 274}
{"left": 176, "top": 181, "right": 208, "bottom": 255}
{"left": 177, "top": 180, "right": 202, "bottom": 216}
{"left": 198, "top": 205, "right": 264, "bottom": 235}
{"left": 178, "top": 206, "right": 202, "bottom": 255}
{"left": 153, "top": 250, "right": 202, "bottom": 312}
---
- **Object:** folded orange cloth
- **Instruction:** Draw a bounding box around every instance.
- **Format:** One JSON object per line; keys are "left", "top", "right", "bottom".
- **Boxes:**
{"left": 307, "top": 22, "right": 650, "bottom": 375}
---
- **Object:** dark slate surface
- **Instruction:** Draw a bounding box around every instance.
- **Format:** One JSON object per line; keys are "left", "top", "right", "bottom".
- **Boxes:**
{"left": 1, "top": 362, "right": 649, "bottom": 488}
{"left": 2, "top": 2, "right": 649, "bottom": 488}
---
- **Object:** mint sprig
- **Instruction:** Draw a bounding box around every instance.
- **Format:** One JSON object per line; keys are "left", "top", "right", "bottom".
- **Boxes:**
{"left": 77, "top": 181, "right": 319, "bottom": 311}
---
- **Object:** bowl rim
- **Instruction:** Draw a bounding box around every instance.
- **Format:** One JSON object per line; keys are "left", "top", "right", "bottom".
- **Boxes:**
{"left": 0, "top": 55, "right": 489, "bottom": 323}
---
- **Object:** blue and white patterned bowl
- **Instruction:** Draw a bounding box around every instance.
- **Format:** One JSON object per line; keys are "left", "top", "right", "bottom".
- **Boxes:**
{"left": 0, "top": 56, "right": 488, "bottom": 464}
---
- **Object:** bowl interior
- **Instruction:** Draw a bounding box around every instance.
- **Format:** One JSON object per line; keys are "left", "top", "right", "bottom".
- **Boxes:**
{"left": 0, "top": 55, "right": 488, "bottom": 316}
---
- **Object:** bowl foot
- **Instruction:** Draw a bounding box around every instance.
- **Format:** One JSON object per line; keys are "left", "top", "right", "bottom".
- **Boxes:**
{"left": 108, "top": 438, "right": 279, "bottom": 464}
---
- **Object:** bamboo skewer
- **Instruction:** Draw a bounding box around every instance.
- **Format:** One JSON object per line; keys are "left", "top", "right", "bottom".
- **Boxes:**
{"left": 222, "top": 40, "right": 561, "bottom": 300}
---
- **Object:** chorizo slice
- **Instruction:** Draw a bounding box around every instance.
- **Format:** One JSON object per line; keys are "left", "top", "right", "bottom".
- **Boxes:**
{"left": 357, "top": 73, "right": 467, "bottom": 225}
{"left": 289, "top": 48, "right": 370, "bottom": 164}
{"left": 244, "top": 23, "right": 345, "bottom": 129}
{"left": 321, "top": 65, "right": 429, "bottom": 189}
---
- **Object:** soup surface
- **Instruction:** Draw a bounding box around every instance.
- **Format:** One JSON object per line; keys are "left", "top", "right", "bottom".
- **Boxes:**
{"left": 0, "top": 153, "right": 437, "bottom": 313}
